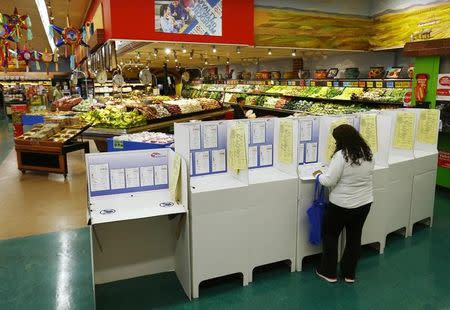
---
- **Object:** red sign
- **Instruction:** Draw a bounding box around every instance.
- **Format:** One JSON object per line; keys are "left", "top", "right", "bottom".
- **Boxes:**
{"left": 86, "top": 0, "right": 254, "bottom": 45}
{"left": 404, "top": 91, "right": 412, "bottom": 104}
{"left": 439, "top": 75, "right": 450, "bottom": 86}
{"left": 438, "top": 151, "right": 450, "bottom": 168}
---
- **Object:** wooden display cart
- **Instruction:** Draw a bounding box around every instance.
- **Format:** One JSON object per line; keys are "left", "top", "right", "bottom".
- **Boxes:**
{"left": 14, "top": 126, "right": 90, "bottom": 178}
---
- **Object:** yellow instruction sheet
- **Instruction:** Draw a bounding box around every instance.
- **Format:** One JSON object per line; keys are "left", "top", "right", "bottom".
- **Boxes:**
{"left": 228, "top": 123, "right": 247, "bottom": 173}
{"left": 360, "top": 114, "right": 378, "bottom": 153}
{"left": 417, "top": 109, "right": 439, "bottom": 145}
{"left": 169, "top": 153, "right": 182, "bottom": 202}
{"left": 326, "top": 118, "right": 350, "bottom": 161}
{"left": 278, "top": 120, "right": 293, "bottom": 164}
{"left": 393, "top": 111, "right": 415, "bottom": 150}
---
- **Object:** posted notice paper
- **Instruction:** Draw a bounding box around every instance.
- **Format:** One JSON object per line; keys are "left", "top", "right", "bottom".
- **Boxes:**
{"left": 195, "top": 151, "right": 210, "bottom": 175}
{"left": 140, "top": 166, "right": 155, "bottom": 187}
{"left": 251, "top": 121, "right": 266, "bottom": 144}
{"left": 393, "top": 111, "right": 415, "bottom": 150}
{"left": 260, "top": 144, "right": 273, "bottom": 166}
{"left": 211, "top": 149, "right": 226, "bottom": 172}
{"left": 154, "top": 165, "right": 168, "bottom": 185}
{"left": 300, "top": 120, "right": 313, "bottom": 142}
{"left": 189, "top": 124, "right": 201, "bottom": 150}
{"left": 202, "top": 124, "right": 218, "bottom": 149}
{"left": 89, "top": 163, "right": 110, "bottom": 192}
{"left": 110, "top": 168, "right": 125, "bottom": 190}
{"left": 248, "top": 146, "right": 258, "bottom": 168}
{"left": 125, "top": 168, "right": 140, "bottom": 188}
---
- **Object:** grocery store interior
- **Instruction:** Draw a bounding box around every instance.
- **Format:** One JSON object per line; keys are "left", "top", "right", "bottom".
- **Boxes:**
{"left": 1, "top": 0, "right": 450, "bottom": 309}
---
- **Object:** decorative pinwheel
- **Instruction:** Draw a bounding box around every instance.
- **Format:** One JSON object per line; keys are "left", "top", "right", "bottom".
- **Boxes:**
{"left": 49, "top": 16, "right": 89, "bottom": 69}
{"left": 1, "top": 7, "right": 32, "bottom": 43}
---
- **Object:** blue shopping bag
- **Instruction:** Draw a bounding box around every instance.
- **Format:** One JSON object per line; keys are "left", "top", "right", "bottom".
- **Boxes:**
{"left": 306, "top": 177, "right": 327, "bottom": 245}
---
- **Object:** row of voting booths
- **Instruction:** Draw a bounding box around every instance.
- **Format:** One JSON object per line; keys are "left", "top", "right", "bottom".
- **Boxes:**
{"left": 85, "top": 108, "right": 440, "bottom": 301}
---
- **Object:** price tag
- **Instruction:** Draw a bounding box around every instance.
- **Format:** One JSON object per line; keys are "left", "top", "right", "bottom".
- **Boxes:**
{"left": 343, "top": 82, "right": 350, "bottom": 87}
{"left": 305, "top": 80, "right": 311, "bottom": 87}
{"left": 376, "top": 81, "right": 383, "bottom": 88}
{"left": 359, "top": 81, "right": 366, "bottom": 88}
{"left": 113, "top": 139, "right": 124, "bottom": 149}
{"left": 333, "top": 81, "right": 340, "bottom": 87}
{"left": 386, "top": 81, "right": 394, "bottom": 88}
{"left": 366, "top": 81, "right": 374, "bottom": 88}
{"left": 327, "top": 81, "right": 332, "bottom": 87}
{"left": 310, "top": 81, "right": 316, "bottom": 87}
{"left": 395, "top": 81, "right": 411, "bottom": 88}
{"left": 350, "top": 81, "right": 359, "bottom": 87}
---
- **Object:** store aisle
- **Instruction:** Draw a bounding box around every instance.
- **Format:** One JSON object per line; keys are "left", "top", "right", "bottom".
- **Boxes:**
{"left": 0, "top": 228, "right": 94, "bottom": 310}
{"left": 0, "top": 144, "right": 89, "bottom": 240}
{"left": 0, "top": 115, "right": 13, "bottom": 164}
{"left": 95, "top": 189, "right": 450, "bottom": 310}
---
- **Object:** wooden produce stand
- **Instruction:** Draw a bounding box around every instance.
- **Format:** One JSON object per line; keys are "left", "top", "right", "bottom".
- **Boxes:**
{"left": 15, "top": 125, "right": 90, "bottom": 178}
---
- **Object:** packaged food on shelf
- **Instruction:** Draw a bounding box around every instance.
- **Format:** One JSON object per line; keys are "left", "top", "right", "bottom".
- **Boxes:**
{"left": 51, "top": 96, "right": 83, "bottom": 111}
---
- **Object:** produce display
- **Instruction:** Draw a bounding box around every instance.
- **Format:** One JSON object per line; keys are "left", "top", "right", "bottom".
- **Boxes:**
{"left": 333, "top": 87, "right": 365, "bottom": 100}
{"left": 72, "top": 99, "right": 105, "bottom": 112}
{"left": 80, "top": 105, "right": 147, "bottom": 129}
{"left": 113, "top": 131, "right": 174, "bottom": 145}
{"left": 17, "top": 123, "right": 86, "bottom": 143}
{"left": 163, "top": 103, "right": 182, "bottom": 116}
{"left": 198, "top": 98, "right": 222, "bottom": 110}
{"left": 51, "top": 96, "right": 83, "bottom": 111}
{"left": 164, "top": 99, "right": 203, "bottom": 114}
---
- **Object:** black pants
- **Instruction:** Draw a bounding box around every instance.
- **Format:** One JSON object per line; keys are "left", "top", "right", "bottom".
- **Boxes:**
{"left": 319, "top": 202, "right": 371, "bottom": 279}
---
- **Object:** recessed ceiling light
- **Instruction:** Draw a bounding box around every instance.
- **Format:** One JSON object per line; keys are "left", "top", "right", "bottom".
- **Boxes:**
{"left": 165, "top": 48, "right": 171, "bottom": 55}
{"left": 236, "top": 46, "right": 241, "bottom": 54}
{"left": 291, "top": 49, "right": 297, "bottom": 57}
{"left": 268, "top": 48, "right": 272, "bottom": 55}
{"left": 212, "top": 45, "right": 217, "bottom": 53}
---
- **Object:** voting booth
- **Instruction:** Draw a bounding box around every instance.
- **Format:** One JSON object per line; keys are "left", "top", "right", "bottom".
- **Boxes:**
{"left": 245, "top": 118, "right": 298, "bottom": 281}
{"left": 384, "top": 109, "right": 416, "bottom": 239}
{"left": 86, "top": 149, "right": 192, "bottom": 299}
{"left": 175, "top": 120, "right": 250, "bottom": 298}
{"left": 409, "top": 109, "right": 440, "bottom": 236}
{"left": 358, "top": 112, "right": 392, "bottom": 254}
{"left": 296, "top": 115, "right": 326, "bottom": 271}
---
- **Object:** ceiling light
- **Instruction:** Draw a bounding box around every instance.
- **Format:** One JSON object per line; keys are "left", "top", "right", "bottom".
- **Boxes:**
{"left": 189, "top": 50, "right": 194, "bottom": 60}
{"left": 175, "top": 57, "right": 178, "bottom": 63}
{"left": 268, "top": 48, "right": 272, "bottom": 55}
{"left": 212, "top": 45, "right": 217, "bottom": 53}
{"left": 153, "top": 48, "right": 158, "bottom": 57}
{"left": 226, "top": 58, "right": 230, "bottom": 64}
{"left": 236, "top": 47, "right": 241, "bottom": 54}
{"left": 136, "top": 52, "right": 141, "bottom": 60}
{"left": 204, "top": 59, "right": 208, "bottom": 65}
{"left": 165, "top": 56, "right": 169, "bottom": 63}
{"left": 291, "top": 49, "right": 297, "bottom": 57}
{"left": 182, "top": 45, "right": 187, "bottom": 53}
{"left": 35, "top": 0, "right": 56, "bottom": 52}
{"left": 165, "top": 48, "right": 171, "bottom": 55}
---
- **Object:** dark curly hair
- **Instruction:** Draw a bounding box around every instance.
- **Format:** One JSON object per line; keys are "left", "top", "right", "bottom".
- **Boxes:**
{"left": 333, "top": 124, "right": 373, "bottom": 165}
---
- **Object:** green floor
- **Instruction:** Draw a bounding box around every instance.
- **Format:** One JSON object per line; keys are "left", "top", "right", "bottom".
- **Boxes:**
{"left": 1, "top": 190, "right": 449, "bottom": 310}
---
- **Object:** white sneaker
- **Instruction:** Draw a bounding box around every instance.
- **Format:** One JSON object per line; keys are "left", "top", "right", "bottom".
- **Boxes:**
{"left": 344, "top": 277, "right": 355, "bottom": 283}
{"left": 315, "top": 269, "right": 337, "bottom": 283}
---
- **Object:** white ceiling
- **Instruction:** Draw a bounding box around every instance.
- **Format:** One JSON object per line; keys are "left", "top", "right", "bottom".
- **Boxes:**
{"left": 0, "top": 0, "right": 91, "bottom": 51}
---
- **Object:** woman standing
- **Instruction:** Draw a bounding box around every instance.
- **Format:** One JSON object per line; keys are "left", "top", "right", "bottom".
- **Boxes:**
{"left": 313, "top": 124, "right": 374, "bottom": 283}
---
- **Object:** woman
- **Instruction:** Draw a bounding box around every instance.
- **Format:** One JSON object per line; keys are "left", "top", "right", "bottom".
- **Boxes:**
{"left": 313, "top": 124, "right": 374, "bottom": 283}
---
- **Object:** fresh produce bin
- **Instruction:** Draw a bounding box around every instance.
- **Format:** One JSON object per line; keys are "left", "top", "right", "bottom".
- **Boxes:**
{"left": 106, "top": 138, "right": 172, "bottom": 152}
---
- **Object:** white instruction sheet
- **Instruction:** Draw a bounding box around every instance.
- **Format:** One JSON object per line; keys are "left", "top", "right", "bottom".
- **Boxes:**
{"left": 305, "top": 142, "right": 318, "bottom": 163}
{"left": 260, "top": 144, "right": 273, "bottom": 166}
{"left": 154, "top": 165, "right": 168, "bottom": 185}
{"left": 125, "top": 168, "right": 140, "bottom": 188}
{"left": 211, "top": 149, "right": 226, "bottom": 172}
{"left": 300, "top": 120, "right": 313, "bottom": 142}
{"left": 89, "top": 163, "right": 110, "bottom": 192}
{"left": 248, "top": 146, "right": 258, "bottom": 168}
{"left": 195, "top": 151, "right": 210, "bottom": 175}
{"left": 203, "top": 124, "right": 218, "bottom": 149}
{"left": 140, "top": 166, "right": 155, "bottom": 186}
{"left": 189, "top": 124, "right": 201, "bottom": 150}
{"left": 110, "top": 168, "right": 125, "bottom": 190}
{"left": 251, "top": 122, "right": 266, "bottom": 144}
{"left": 299, "top": 143, "right": 305, "bottom": 164}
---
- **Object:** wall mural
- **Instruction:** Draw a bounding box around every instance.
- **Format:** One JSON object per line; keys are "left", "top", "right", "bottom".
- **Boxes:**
{"left": 255, "top": 1, "right": 450, "bottom": 51}
{"left": 371, "top": 2, "right": 450, "bottom": 50}
{"left": 254, "top": 7, "right": 372, "bottom": 50}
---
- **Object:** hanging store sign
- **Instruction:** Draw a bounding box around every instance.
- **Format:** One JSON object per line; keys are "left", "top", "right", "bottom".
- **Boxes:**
{"left": 437, "top": 74, "right": 450, "bottom": 101}
{"left": 155, "top": 0, "right": 222, "bottom": 36}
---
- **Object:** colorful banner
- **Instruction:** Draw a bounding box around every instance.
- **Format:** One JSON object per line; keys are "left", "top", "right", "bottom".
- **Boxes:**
{"left": 155, "top": 0, "right": 222, "bottom": 36}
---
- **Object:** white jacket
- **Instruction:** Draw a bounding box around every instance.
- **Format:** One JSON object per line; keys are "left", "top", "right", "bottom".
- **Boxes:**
{"left": 319, "top": 150, "right": 374, "bottom": 208}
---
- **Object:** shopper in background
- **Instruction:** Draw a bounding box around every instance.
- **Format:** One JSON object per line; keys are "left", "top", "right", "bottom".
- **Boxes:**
{"left": 313, "top": 124, "right": 374, "bottom": 283}
{"left": 52, "top": 84, "right": 63, "bottom": 101}
{"left": 232, "top": 97, "right": 246, "bottom": 119}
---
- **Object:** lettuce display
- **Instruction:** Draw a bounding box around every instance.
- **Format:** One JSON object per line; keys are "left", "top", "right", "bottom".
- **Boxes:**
{"left": 81, "top": 105, "right": 147, "bottom": 129}
{"left": 333, "top": 87, "right": 364, "bottom": 100}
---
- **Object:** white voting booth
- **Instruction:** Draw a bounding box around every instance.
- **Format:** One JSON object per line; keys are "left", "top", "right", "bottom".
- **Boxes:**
{"left": 85, "top": 148, "right": 192, "bottom": 299}
{"left": 409, "top": 108, "right": 440, "bottom": 236}
{"left": 245, "top": 118, "right": 298, "bottom": 281}
{"left": 296, "top": 115, "right": 325, "bottom": 271}
{"left": 384, "top": 109, "right": 416, "bottom": 238}
{"left": 358, "top": 112, "right": 392, "bottom": 254}
{"left": 175, "top": 120, "right": 250, "bottom": 299}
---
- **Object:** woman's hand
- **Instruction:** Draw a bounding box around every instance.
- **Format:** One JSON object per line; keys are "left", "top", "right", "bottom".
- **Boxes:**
{"left": 313, "top": 170, "right": 322, "bottom": 177}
